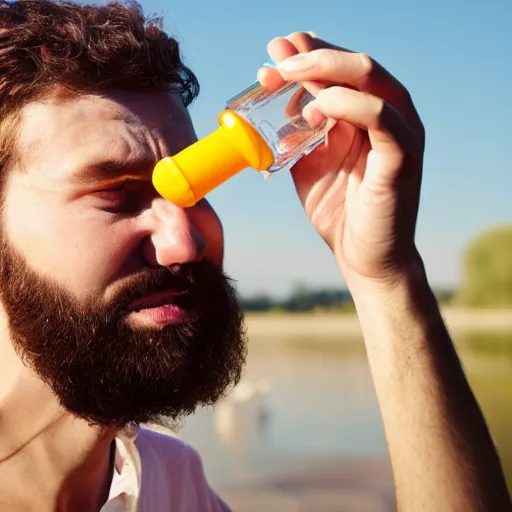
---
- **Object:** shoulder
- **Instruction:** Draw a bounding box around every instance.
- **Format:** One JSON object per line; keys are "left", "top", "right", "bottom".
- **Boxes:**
{"left": 135, "top": 426, "right": 231, "bottom": 511}
{"left": 135, "top": 426, "right": 202, "bottom": 474}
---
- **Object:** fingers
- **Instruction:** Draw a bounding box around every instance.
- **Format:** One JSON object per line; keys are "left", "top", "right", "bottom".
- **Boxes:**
{"left": 277, "top": 47, "right": 423, "bottom": 134}
{"left": 257, "top": 31, "right": 425, "bottom": 163}
{"left": 257, "top": 37, "right": 299, "bottom": 92}
{"left": 268, "top": 36, "right": 300, "bottom": 62}
{"left": 257, "top": 33, "right": 328, "bottom": 95}
{"left": 277, "top": 49, "right": 397, "bottom": 90}
{"left": 257, "top": 66, "right": 286, "bottom": 92}
{"left": 306, "top": 86, "right": 420, "bottom": 179}
{"left": 273, "top": 31, "right": 351, "bottom": 55}
{"left": 257, "top": 66, "right": 325, "bottom": 97}
{"left": 257, "top": 32, "right": 423, "bottom": 136}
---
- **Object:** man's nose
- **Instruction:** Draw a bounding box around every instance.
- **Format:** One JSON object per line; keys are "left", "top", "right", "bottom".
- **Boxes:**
{"left": 141, "top": 198, "right": 207, "bottom": 268}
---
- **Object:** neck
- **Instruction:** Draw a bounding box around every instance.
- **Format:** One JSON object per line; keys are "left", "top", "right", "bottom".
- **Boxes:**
{"left": 0, "top": 331, "right": 117, "bottom": 512}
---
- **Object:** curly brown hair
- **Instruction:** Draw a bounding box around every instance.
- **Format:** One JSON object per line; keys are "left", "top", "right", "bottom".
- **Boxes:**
{"left": 0, "top": 0, "right": 199, "bottom": 175}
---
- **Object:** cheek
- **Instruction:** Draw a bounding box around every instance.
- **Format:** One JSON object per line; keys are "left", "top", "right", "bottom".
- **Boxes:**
{"left": 195, "top": 199, "right": 224, "bottom": 265}
{"left": 4, "top": 197, "right": 137, "bottom": 299}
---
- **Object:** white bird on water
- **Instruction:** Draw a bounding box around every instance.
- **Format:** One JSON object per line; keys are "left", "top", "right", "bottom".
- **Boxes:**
{"left": 213, "top": 378, "right": 272, "bottom": 445}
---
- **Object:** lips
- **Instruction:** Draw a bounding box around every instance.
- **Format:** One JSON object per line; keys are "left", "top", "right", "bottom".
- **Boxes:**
{"left": 126, "top": 289, "right": 189, "bottom": 312}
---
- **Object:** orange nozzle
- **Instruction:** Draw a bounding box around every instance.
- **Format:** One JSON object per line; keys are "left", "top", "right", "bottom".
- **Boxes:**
{"left": 152, "top": 110, "right": 274, "bottom": 207}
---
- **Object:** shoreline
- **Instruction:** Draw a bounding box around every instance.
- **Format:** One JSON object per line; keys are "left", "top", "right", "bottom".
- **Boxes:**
{"left": 244, "top": 307, "right": 512, "bottom": 342}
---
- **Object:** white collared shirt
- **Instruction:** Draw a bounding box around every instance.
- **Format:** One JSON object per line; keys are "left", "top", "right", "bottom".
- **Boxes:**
{"left": 100, "top": 426, "right": 231, "bottom": 512}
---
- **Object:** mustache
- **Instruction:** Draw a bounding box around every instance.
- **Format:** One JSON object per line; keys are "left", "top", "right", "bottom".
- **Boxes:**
{"left": 106, "top": 261, "right": 228, "bottom": 315}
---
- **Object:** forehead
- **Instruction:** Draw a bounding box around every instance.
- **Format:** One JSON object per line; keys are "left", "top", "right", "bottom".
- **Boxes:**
{"left": 16, "top": 89, "right": 196, "bottom": 181}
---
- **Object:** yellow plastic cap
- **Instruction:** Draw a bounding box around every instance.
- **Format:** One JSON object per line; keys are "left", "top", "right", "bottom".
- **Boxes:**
{"left": 152, "top": 110, "right": 274, "bottom": 207}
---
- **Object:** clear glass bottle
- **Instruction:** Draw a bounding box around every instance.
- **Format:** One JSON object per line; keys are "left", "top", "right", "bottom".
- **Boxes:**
{"left": 225, "top": 80, "right": 334, "bottom": 172}
{"left": 152, "top": 79, "right": 335, "bottom": 207}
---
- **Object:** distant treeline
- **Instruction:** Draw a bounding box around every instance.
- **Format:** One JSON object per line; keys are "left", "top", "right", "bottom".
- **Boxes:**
{"left": 241, "top": 286, "right": 353, "bottom": 313}
{"left": 242, "top": 224, "right": 512, "bottom": 312}
{"left": 241, "top": 285, "right": 457, "bottom": 313}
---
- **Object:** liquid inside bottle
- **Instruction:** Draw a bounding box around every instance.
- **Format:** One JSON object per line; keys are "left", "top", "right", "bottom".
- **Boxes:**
{"left": 225, "top": 80, "right": 335, "bottom": 172}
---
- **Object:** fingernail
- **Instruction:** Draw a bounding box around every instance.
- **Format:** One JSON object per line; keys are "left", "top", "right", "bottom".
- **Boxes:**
{"left": 278, "top": 54, "right": 313, "bottom": 73}
{"left": 303, "top": 104, "right": 326, "bottom": 128}
{"left": 266, "top": 37, "right": 281, "bottom": 51}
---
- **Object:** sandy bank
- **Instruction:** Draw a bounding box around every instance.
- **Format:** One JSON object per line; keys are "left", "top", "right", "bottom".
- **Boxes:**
{"left": 244, "top": 308, "right": 512, "bottom": 341}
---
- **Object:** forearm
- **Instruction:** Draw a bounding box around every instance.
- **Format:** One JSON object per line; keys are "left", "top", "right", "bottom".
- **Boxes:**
{"left": 347, "top": 259, "right": 511, "bottom": 511}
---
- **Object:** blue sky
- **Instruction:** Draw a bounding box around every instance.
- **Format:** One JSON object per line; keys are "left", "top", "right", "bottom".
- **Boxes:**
{"left": 138, "top": 0, "right": 510, "bottom": 296}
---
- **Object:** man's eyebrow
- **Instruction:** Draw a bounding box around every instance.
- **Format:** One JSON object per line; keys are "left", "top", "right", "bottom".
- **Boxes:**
{"left": 71, "top": 157, "right": 157, "bottom": 184}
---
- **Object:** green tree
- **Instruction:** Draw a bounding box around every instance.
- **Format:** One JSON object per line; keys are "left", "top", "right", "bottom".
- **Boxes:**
{"left": 241, "top": 294, "right": 275, "bottom": 312}
{"left": 459, "top": 225, "right": 512, "bottom": 308}
{"left": 285, "top": 282, "right": 314, "bottom": 311}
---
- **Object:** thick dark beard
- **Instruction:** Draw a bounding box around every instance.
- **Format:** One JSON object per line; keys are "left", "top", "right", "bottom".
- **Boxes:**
{"left": 0, "top": 236, "right": 247, "bottom": 429}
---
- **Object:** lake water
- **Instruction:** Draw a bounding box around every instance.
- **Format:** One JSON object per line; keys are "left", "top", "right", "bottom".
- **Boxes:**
{"left": 178, "top": 329, "right": 512, "bottom": 493}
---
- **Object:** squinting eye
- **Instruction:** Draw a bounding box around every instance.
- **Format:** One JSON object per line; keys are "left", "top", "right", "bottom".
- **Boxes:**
{"left": 91, "top": 180, "right": 148, "bottom": 214}
{"left": 98, "top": 182, "right": 126, "bottom": 193}
{"left": 94, "top": 182, "right": 130, "bottom": 202}
{"left": 95, "top": 181, "right": 127, "bottom": 194}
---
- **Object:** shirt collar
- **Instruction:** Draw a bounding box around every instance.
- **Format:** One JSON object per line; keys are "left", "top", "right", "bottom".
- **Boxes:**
{"left": 101, "top": 425, "right": 141, "bottom": 512}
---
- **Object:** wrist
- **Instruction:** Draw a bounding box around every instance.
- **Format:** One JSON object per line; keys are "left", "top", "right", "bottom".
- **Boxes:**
{"left": 341, "top": 251, "right": 430, "bottom": 304}
{"left": 342, "top": 254, "right": 448, "bottom": 346}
